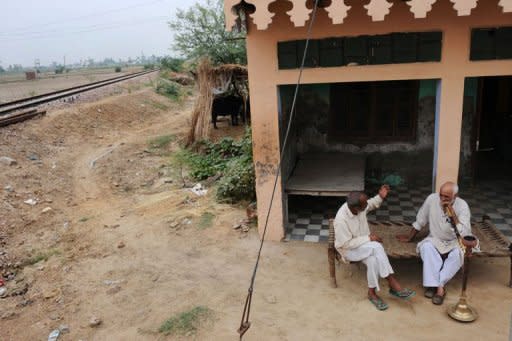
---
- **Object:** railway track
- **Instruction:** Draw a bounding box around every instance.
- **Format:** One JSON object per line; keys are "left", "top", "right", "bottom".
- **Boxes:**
{"left": 0, "top": 69, "right": 158, "bottom": 126}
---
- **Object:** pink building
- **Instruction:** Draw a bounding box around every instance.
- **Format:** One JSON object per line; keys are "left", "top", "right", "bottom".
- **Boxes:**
{"left": 224, "top": 0, "right": 512, "bottom": 241}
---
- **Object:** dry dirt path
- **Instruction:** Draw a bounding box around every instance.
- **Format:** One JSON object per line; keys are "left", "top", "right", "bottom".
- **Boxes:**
{"left": 1, "top": 86, "right": 511, "bottom": 341}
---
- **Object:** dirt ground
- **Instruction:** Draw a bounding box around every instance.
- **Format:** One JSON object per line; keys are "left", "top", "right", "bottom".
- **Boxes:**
{"left": 0, "top": 80, "right": 511, "bottom": 341}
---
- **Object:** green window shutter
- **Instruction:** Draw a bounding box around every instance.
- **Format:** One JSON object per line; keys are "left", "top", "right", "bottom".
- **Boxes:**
{"left": 496, "top": 27, "right": 512, "bottom": 59}
{"left": 392, "top": 33, "right": 418, "bottom": 63}
{"left": 296, "top": 40, "right": 320, "bottom": 68}
{"left": 344, "top": 36, "right": 368, "bottom": 65}
{"left": 369, "top": 35, "right": 392, "bottom": 64}
{"left": 319, "top": 38, "right": 343, "bottom": 67}
{"left": 277, "top": 41, "right": 298, "bottom": 69}
{"left": 470, "top": 29, "right": 496, "bottom": 60}
{"left": 418, "top": 31, "right": 442, "bottom": 62}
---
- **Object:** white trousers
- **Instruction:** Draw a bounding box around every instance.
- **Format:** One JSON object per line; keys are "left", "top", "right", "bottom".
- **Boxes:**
{"left": 419, "top": 240, "right": 463, "bottom": 287}
{"left": 344, "top": 241, "right": 394, "bottom": 291}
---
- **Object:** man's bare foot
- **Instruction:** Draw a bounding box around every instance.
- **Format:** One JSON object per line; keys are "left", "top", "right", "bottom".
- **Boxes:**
{"left": 386, "top": 275, "right": 403, "bottom": 292}
{"left": 368, "top": 288, "right": 388, "bottom": 310}
{"left": 436, "top": 286, "right": 445, "bottom": 296}
{"left": 368, "top": 288, "right": 379, "bottom": 300}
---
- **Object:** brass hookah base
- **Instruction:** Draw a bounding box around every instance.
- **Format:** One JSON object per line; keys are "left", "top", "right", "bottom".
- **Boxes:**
{"left": 447, "top": 292, "right": 478, "bottom": 322}
{"left": 447, "top": 244, "right": 478, "bottom": 323}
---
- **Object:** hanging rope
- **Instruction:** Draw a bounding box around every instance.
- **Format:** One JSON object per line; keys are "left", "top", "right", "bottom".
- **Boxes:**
{"left": 237, "top": 0, "right": 320, "bottom": 338}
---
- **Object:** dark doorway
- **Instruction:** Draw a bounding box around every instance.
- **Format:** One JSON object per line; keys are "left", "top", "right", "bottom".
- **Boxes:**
{"left": 472, "top": 76, "right": 512, "bottom": 181}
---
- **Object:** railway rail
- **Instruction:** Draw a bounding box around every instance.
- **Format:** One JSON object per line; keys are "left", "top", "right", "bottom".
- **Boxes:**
{"left": 0, "top": 69, "right": 158, "bottom": 125}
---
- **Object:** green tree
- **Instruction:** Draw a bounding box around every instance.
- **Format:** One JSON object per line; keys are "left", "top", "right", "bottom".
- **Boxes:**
{"left": 160, "top": 56, "right": 184, "bottom": 72}
{"left": 169, "top": 0, "right": 246, "bottom": 65}
{"left": 0, "top": 66, "right": 5, "bottom": 73}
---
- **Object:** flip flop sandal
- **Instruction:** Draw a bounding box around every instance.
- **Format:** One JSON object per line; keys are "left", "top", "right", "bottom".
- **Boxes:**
{"left": 368, "top": 297, "right": 389, "bottom": 311}
{"left": 424, "top": 287, "right": 436, "bottom": 299}
{"left": 389, "top": 288, "right": 416, "bottom": 300}
{"left": 432, "top": 292, "right": 446, "bottom": 305}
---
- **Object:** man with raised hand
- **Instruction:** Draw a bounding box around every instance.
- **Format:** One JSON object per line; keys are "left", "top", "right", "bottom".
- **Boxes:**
{"left": 335, "top": 185, "right": 415, "bottom": 311}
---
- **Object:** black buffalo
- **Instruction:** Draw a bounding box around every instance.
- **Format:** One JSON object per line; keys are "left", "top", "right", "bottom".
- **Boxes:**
{"left": 211, "top": 95, "right": 246, "bottom": 129}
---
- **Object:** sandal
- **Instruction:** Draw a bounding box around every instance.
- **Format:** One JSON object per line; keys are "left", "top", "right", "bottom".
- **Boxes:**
{"left": 368, "top": 296, "right": 389, "bottom": 311}
{"left": 432, "top": 292, "right": 446, "bottom": 305}
{"left": 389, "top": 288, "right": 416, "bottom": 300}
{"left": 424, "top": 287, "right": 436, "bottom": 299}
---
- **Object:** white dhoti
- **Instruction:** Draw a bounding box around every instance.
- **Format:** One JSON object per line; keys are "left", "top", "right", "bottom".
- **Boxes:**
{"left": 344, "top": 241, "right": 394, "bottom": 291}
{"left": 419, "top": 240, "right": 463, "bottom": 287}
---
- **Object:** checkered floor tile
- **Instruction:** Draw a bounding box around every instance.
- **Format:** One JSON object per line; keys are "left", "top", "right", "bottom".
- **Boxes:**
{"left": 285, "top": 180, "right": 512, "bottom": 242}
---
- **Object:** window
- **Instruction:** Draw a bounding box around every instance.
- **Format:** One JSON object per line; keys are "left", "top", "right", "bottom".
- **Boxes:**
{"left": 328, "top": 81, "right": 418, "bottom": 142}
{"left": 277, "top": 31, "right": 442, "bottom": 69}
{"left": 470, "top": 27, "right": 512, "bottom": 60}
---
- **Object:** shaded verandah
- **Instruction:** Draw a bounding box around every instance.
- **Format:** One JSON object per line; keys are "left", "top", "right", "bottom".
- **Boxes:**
{"left": 285, "top": 180, "right": 512, "bottom": 242}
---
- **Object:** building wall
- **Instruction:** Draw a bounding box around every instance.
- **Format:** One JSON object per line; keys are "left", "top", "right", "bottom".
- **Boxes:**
{"left": 244, "top": 0, "right": 512, "bottom": 240}
{"left": 279, "top": 81, "right": 436, "bottom": 154}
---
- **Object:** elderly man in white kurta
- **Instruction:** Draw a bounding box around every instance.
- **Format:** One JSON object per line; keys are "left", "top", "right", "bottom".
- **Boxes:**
{"left": 397, "top": 182, "right": 475, "bottom": 305}
{"left": 335, "top": 185, "right": 415, "bottom": 311}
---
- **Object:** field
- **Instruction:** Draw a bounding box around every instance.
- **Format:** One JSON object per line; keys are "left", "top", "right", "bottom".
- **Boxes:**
{"left": 0, "top": 66, "right": 144, "bottom": 103}
{"left": 0, "top": 75, "right": 510, "bottom": 340}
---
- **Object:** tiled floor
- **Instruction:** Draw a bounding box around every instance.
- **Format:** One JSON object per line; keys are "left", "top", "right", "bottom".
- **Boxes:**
{"left": 285, "top": 180, "right": 512, "bottom": 242}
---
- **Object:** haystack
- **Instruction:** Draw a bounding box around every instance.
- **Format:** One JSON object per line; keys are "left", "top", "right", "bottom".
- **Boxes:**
{"left": 187, "top": 59, "right": 248, "bottom": 146}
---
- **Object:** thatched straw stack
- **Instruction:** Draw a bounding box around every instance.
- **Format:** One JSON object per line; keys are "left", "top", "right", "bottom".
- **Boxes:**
{"left": 187, "top": 59, "right": 214, "bottom": 145}
{"left": 187, "top": 59, "right": 248, "bottom": 146}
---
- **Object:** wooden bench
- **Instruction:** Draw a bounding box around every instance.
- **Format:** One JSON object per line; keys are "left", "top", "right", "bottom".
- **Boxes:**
{"left": 327, "top": 217, "right": 512, "bottom": 288}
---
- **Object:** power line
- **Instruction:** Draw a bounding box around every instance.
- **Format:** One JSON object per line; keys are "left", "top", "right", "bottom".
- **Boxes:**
{"left": 237, "top": 0, "right": 320, "bottom": 339}
{"left": 0, "top": 16, "right": 168, "bottom": 42}
{"left": 1, "top": 15, "right": 167, "bottom": 38}
{"left": 0, "top": 0, "right": 167, "bottom": 34}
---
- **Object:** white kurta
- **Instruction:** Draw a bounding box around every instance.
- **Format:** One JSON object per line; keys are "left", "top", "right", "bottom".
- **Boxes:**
{"left": 334, "top": 195, "right": 394, "bottom": 291}
{"left": 334, "top": 194, "right": 383, "bottom": 255}
{"left": 412, "top": 193, "right": 472, "bottom": 254}
{"left": 412, "top": 193, "right": 472, "bottom": 287}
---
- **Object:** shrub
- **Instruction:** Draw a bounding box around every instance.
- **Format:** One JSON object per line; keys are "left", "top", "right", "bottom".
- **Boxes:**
{"left": 174, "top": 128, "right": 255, "bottom": 203}
{"left": 156, "top": 79, "right": 183, "bottom": 101}
{"left": 160, "top": 57, "right": 184, "bottom": 72}
{"left": 115, "top": 66, "right": 122, "bottom": 72}
{"left": 143, "top": 64, "right": 155, "bottom": 70}
{"left": 216, "top": 155, "right": 255, "bottom": 202}
{"left": 55, "top": 66, "right": 65, "bottom": 74}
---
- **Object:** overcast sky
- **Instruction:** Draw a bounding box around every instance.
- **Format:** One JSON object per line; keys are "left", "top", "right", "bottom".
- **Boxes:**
{"left": 0, "top": 0, "right": 198, "bottom": 67}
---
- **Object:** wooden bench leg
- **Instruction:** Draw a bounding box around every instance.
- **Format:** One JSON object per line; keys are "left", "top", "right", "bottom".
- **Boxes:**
{"left": 328, "top": 246, "right": 337, "bottom": 288}
{"left": 509, "top": 255, "right": 512, "bottom": 288}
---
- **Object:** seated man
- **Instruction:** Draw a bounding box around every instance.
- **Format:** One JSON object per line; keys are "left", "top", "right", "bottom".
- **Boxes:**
{"left": 334, "top": 185, "right": 415, "bottom": 311}
{"left": 397, "top": 181, "right": 476, "bottom": 305}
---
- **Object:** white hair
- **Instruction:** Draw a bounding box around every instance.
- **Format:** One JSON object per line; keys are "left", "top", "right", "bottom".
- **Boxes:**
{"left": 440, "top": 181, "right": 459, "bottom": 196}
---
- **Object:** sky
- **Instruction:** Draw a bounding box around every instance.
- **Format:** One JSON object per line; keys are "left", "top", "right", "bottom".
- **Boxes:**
{"left": 0, "top": 0, "right": 199, "bottom": 67}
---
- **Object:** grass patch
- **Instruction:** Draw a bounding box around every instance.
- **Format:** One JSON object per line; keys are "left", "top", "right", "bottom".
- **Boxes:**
{"left": 78, "top": 217, "right": 89, "bottom": 222}
{"left": 198, "top": 212, "right": 215, "bottom": 229}
{"left": 156, "top": 78, "right": 183, "bottom": 101}
{"left": 159, "top": 306, "right": 212, "bottom": 336}
{"left": 143, "top": 99, "right": 169, "bottom": 111}
{"left": 23, "top": 248, "right": 61, "bottom": 266}
{"left": 148, "top": 135, "right": 175, "bottom": 149}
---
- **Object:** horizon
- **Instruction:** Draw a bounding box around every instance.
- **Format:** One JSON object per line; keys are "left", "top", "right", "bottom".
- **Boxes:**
{"left": 0, "top": 0, "right": 198, "bottom": 68}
